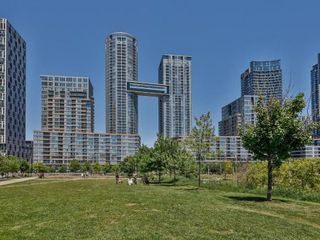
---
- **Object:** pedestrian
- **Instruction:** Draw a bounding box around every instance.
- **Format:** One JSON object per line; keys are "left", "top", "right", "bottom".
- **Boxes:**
{"left": 115, "top": 172, "right": 119, "bottom": 184}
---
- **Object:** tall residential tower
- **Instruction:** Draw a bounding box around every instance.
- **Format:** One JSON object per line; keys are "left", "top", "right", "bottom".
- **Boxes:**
{"left": 105, "top": 32, "right": 138, "bottom": 134}
{"left": 0, "top": 18, "right": 27, "bottom": 158}
{"left": 241, "top": 60, "right": 282, "bottom": 101}
{"left": 159, "top": 55, "right": 192, "bottom": 138}
{"left": 311, "top": 53, "right": 320, "bottom": 136}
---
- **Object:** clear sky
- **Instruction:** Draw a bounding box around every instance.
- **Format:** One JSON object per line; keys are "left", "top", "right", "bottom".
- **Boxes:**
{"left": 1, "top": 0, "right": 320, "bottom": 146}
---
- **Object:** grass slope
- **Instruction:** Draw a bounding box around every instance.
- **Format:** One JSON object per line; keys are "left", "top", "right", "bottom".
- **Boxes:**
{"left": 0, "top": 178, "right": 319, "bottom": 240}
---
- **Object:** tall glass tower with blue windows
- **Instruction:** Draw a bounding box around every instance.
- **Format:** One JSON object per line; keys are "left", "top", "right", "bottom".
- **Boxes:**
{"left": 241, "top": 60, "right": 283, "bottom": 101}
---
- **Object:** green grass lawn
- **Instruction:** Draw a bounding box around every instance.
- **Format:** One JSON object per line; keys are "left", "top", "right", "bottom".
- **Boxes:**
{"left": 0, "top": 178, "right": 320, "bottom": 240}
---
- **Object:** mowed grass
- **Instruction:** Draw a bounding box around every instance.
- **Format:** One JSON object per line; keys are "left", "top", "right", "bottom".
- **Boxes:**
{"left": 0, "top": 178, "right": 320, "bottom": 240}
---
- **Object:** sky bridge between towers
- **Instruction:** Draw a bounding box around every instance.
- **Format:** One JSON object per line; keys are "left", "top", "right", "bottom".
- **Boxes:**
{"left": 127, "top": 81, "right": 169, "bottom": 97}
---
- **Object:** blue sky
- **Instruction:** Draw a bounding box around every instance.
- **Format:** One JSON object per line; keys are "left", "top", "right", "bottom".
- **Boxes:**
{"left": 1, "top": 0, "right": 320, "bottom": 146}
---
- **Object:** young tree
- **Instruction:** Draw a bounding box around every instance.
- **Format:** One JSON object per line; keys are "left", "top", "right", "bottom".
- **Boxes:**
{"left": 102, "top": 162, "right": 111, "bottom": 174}
{"left": 0, "top": 156, "right": 9, "bottom": 177}
{"left": 241, "top": 94, "right": 312, "bottom": 201}
{"left": 92, "top": 162, "right": 102, "bottom": 174}
{"left": 152, "top": 135, "right": 170, "bottom": 183}
{"left": 69, "top": 159, "right": 81, "bottom": 172}
{"left": 19, "top": 160, "right": 30, "bottom": 174}
{"left": 187, "top": 112, "right": 215, "bottom": 187}
{"left": 81, "top": 161, "right": 92, "bottom": 173}
{"left": 33, "top": 162, "right": 48, "bottom": 173}
{"left": 7, "top": 156, "right": 20, "bottom": 177}
{"left": 58, "top": 165, "right": 67, "bottom": 173}
{"left": 120, "top": 156, "right": 138, "bottom": 177}
{"left": 223, "top": 160, "right": 233, "bottom": 179}
{"left": 136, "top": 145, "right": 153, "bottom": 178}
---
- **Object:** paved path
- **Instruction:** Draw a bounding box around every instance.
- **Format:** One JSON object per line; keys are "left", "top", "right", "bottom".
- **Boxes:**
{"left": 0, "top": 177, "right": 37, "bottom": 186}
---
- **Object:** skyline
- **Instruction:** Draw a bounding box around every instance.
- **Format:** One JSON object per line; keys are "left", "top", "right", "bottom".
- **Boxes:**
{"left": 1, "top": 0, "right": 320, "bottom": 146}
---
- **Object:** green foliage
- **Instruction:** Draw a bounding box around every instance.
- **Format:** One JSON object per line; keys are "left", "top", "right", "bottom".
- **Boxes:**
{"left": 0, "top": 156, "right": 10, "bottom": 177}
{"left": 240, "top": 94, "right": 312, "bottom": 200}
{"left": 135, "top": 145, "right": 153, "bottom": 176}
{"left": 33, "top": 162, "right": 48, "bottom": 173}
{"left": 120, "top": 156, "right": 138, "bottom": 177}
{"left": 187, "top": 112, "right": 215, "bottom": 186}
{"left": 58, "top": 165, "right": 67, "bottom": 173}
{"left": 81, "top": 161, "right": 92, "bottom": 173}
{"left": 244, "top": 158, "right": 320, "bottom": 192}
{"left": 6, "top": 156, "right": 20, "bottom": 175}
{"left": 241, "top": 94, "right": 312, "bottom": 164}
{"left": 69, "top": 159, "right": 81, "bottom": 172}
{"left": 223, "top": 160, "right": 233, "bottom": 175}
{"left": 246, "top": 161, "right": 268, "bottom": 187}
{"left": 102, "top": 162, "right": 111, "bottom": 174}
{"left": 278, "top": 158, "right": 320, "bottom": 190}
{"left": 19, "top": 160, "right": 30, "bottom": 173}
{"left": 111, "top": 164, "right": 120, "bottom": 173}
{"left": 92, "top": 162, "right": 102, "bottom": 174}
{"left": 150, "top": 135, "right": 170, "bottom": 182}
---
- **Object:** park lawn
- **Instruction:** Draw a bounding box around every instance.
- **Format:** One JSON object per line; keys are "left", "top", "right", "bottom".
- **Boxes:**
{"left": 0, "top": 178, "right": 319, "bottom": 240}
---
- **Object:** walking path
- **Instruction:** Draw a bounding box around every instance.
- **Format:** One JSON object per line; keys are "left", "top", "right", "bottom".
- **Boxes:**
{"left": 0, "top": 177, "right": 37, "bottom": 186}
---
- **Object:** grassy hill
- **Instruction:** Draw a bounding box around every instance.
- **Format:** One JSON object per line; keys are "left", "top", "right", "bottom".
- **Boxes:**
{"left": 0, "top": 178, "right": 319, "bottom": 239}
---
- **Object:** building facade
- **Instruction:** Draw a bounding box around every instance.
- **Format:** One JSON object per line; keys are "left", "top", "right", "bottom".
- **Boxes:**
{"left": 159, "top": 55, "right": 192, "bottom": 138}
{"left": 219, "top": 95, "right": 259, "bottom": 136}
{"left": 33, "top": 131, "right": 140, "bottom": 166}
{"left": 212, "top": 136, "right": 253, "bottom": 162}
{"left": 40, "top": 75, "right": 94, "bottom": 133}
{"left": 311, "top": 53, "right": 320, "bottom": 136}
{"left": 0, "top": 18, "right": 28, "bottom": 159}
{"left": 34, "top": 74, "right": 140, "bottom": 166}
{"left": 241, "top": 60, "right": 282, "bottom": 101}
{"left": 105, "top": 32, "right": 138, "bottom": 134}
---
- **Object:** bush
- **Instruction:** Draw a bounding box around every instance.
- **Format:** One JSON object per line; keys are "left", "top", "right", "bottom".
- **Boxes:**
{"left": 278, "top": 158, "right": 320, "bottom": 191}
{"left": 245, "top": 161, "right": 268, "bottom": 188}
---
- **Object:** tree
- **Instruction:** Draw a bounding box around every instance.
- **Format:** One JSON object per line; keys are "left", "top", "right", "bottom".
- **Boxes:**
{"left": 151, "top": 135, "right": 169, "bottom": 183}
{"left": 81, "top": 161, "right": 92, "bottom": 173}
{"left": 58, "top": 165, "right": 67, "bottom": 173}
{"left": 0, "top": 156, "right": 9, "bottom": 177}
{"left": 187, "top": 112, "right": 215, "bottom": 187}
{"left": 120, "top": 156, "right": 138, "bottom": 177}
{"left": 240, "top": 93, "right": 312, "bottom": 201}
{"left": 69, "top": 159, "right": 81, "bottom": 172}
{"left": 223, "top": 160, "right": 233, "bottom": 179}
{"left": 33, "top": 162, "right": 48, "bottom": 173}
{"left": 92, "top": 162, "right": 102, "bottom": 174}
{"left": 7, "top": 156, "right": 20, "bottom": 176}
{"left": 102, "top": 162, "right": 111, "bottom": 174}
{"left": 111, "top": 164, "right": 120, "bottom": 174}
{"left": 19, "top": 160, "right": 30, "bottom": 174}
{"left": 136, "top": 145, "right": 153, "bottom": 177}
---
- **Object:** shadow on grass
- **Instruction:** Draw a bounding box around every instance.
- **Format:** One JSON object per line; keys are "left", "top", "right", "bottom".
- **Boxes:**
{"left": 226, "top": 195, "right": 289, "bottom": 203}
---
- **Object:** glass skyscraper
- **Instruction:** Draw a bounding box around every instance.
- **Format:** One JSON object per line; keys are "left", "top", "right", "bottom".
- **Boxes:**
{"left": 311, "top": 53, "right": 320, "bottom": 136}
{"left": 0, "top": 18, "right": 29, "bottom": 159}
{"left": 159, "top": 55, "right": 192, "bottom": 138}
{"left": 105, "top": 32, "right": 138, "bottom": 134}
{"left": 241, "top": 60, "right": 282, "bottom": 101}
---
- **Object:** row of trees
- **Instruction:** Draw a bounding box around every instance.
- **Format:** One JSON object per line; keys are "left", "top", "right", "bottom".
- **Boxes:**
{"left": 0, "top": 156, "right": 30, "bottom": 177}
{"left": 32, "top": 161, "right": 114, "bottom": 174}
{"left": 120, "top": 136, "right": 196, "bottom": 183}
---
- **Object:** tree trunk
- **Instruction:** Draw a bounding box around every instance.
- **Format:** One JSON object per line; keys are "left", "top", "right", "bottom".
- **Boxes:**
{"left": 267, "top": 158, "right": 273, "bottom": 201}
{"left": 198, "top": 158, "right": 201, "bottom": 187}
{"left": 158, "top": 172, "right": 161, "bottom": 184}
